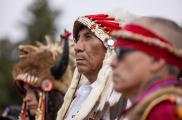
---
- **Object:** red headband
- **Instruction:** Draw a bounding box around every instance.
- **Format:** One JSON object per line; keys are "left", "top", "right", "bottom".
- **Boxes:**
{"left": 115, "top": 24, "right": 182, "bottom": 69}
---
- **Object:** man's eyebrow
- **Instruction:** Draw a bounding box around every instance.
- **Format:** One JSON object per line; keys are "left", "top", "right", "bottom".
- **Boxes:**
{"left": 76, "top": 30, "right": 94, "bottom": 41}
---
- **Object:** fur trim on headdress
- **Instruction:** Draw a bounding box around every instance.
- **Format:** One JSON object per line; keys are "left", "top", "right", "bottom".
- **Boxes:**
{"left": 13, "top": 37, "right": 74, "bottom": 95}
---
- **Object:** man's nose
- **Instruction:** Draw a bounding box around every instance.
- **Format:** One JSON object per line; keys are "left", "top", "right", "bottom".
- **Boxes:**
{"left": 74, "top": 39, "right": 84, "bottom": 53}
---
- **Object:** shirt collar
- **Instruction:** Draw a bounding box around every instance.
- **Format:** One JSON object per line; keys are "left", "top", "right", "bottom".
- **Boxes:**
{"left": 85, "top": 79, "right": 98, "bottom": 89}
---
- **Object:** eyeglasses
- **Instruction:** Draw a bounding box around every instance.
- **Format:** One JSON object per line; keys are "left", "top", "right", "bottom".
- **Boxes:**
{"left": 115, "top": 47, "right": 135, "bottom": 60}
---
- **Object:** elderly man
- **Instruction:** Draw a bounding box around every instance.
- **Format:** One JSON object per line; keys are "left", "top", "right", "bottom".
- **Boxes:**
{"left": 111, "top": 17, "right": 182, "bottom": 120}
{"left": 56, "top": 14, "right": 130, "bottom": 120}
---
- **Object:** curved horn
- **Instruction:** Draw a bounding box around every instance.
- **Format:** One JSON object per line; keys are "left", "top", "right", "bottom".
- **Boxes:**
{"left": 51, "top": 30, "right": 71, "bottom": 79}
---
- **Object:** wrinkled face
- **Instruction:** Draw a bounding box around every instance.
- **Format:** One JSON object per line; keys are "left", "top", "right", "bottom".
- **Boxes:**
{"left": 111, "top": 48, "right": 153, "bottom": 93}
{"left": 75, "top": 28, "right": 106, "bottom": 75}
{"left": 24, "top": 85, "right": 38, "bottom": 116}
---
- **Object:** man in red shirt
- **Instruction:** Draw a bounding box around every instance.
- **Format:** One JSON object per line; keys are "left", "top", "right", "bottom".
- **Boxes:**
{"left": 111, "top": 16, "right": 182, "bottom": 120}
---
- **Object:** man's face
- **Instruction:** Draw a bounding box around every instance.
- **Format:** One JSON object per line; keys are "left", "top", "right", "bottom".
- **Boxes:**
{"left": 23, "top": 86, "right": 38, "bottom": 116}
{"left": 111, "top": 48, "right": 153, "bottom": 93}
{"left": 75, "top": 27, "right": 106, "bottom": 76}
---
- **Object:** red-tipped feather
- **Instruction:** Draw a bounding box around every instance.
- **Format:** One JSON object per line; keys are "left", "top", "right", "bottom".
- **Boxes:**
{"left": 61, "top": 29, "right": 71, "bottom": 40}
{"left": 86, "top": 14, "right": 108, "bottom": 18}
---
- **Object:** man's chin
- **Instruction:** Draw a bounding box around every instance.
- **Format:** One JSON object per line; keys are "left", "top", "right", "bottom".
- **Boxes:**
{"left": 113, "top": 85, "right": 126, "bottom": 92}
{"left": 113, "top": 86, "right": 121, "bottom": 92}
{"left": 77, "top": 66, "right": 88, "bottom": 74}
{"left": 29, "top": 109, "right": 37, "bottom": 116}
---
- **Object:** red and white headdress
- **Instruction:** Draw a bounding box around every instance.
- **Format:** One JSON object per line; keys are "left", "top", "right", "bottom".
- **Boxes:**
{"left": 73, "top": 14, "right": 122, "bottom": 48}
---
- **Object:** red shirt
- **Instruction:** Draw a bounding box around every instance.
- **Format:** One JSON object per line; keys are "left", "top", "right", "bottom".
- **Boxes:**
{"left": 147, "top": 100, "right": 178, "bottom": 120}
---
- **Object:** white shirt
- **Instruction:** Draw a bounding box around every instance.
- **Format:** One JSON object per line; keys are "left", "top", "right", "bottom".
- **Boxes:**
{"left": 65, "top": 81, "right": 97, "bottom": 120}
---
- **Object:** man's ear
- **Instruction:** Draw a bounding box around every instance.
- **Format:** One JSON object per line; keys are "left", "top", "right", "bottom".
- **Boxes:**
{"left": 150, "top": 59, "right": 166, "bottom": 73}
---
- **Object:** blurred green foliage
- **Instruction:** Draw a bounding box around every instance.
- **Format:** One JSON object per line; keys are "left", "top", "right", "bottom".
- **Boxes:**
{"left": 22, "top": 0, "right": 60, "bottom": 44}
{"left": 0, "top": 39, "right": 22, "bottom": 114}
